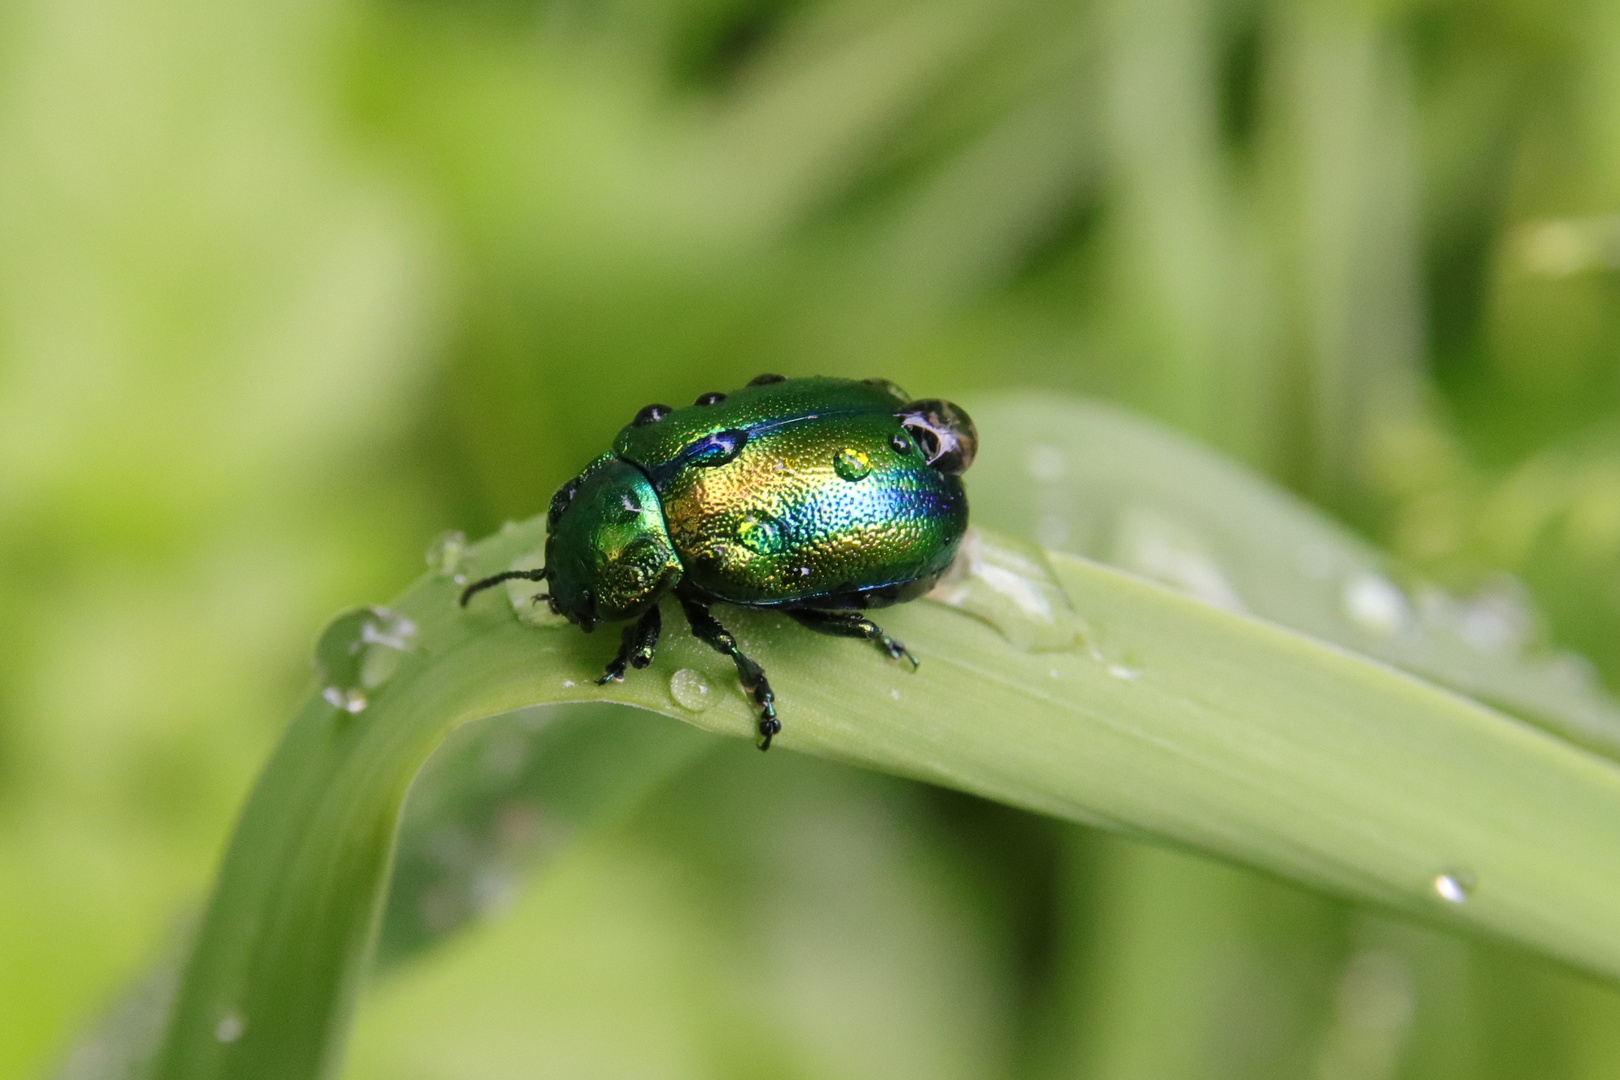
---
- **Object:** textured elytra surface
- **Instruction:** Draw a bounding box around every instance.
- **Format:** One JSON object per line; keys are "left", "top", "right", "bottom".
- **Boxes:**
{"left": 618, "top": 382, "right": 967, "bottom": 606}
{"left": 611, "top": 376, "right": 907, "bottom": 467}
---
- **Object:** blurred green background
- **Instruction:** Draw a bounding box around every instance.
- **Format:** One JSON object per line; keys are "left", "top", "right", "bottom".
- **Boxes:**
{"left": 9, "top": 0, "right": 1620, "bottom": 1075}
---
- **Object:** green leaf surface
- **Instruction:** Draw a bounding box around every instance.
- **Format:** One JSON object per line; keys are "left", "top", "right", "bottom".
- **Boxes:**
{"left": 150, "top": 393, "right": 1620, "bottom": 1080}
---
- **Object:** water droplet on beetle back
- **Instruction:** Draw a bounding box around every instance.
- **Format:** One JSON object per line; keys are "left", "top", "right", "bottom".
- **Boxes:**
{"left": 737, "top": 513, "right": 784, "bottom": 554}
{"left": 315, "top": 606, "right": 418, "bottom": 714}
{"left": 833, "top": 448, "right": 871, "bottom": 481}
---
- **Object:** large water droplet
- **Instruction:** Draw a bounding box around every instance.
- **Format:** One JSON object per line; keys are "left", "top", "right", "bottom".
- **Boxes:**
{"left": 215, "top": 1013, "right": 246, "bottom": 1044}
{"left": 1343, "top": 572, "right": 1410, "bottom": 636}
{"left": 315, "top": 606, "right": 418, "bottom": 714}
{"left": 669, "top": 668, "right": 712, "bottom": 712}
{"left": 1433, "top": 871, "right": 1474, "bottom": 904}
{"left": 833, "top": 448, "right": 871, "bottom": 481}
{"left": 425, "top": 530, "right": 467, "bottom": 580}
{"left": 502, "top": 553, "right": 570, "bottom": 628}
{"left": 927, "top": 528, "right": 1082, "bottom": 651}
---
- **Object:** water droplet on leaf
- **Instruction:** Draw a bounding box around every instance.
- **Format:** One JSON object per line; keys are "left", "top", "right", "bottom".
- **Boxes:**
{"left": 315, "top": 606, "right": 417, "bottom": 714}
{"left": 1344, "top": 573, "right": 1410, "bottom": 636}
{"left": 425, "top": 530, "right": 467, "bottom": 577}
{"left": 215, "top": 1013, "right": 246, "bottom": 1044}
{"left": 1433, "top": 871, "right": 1474, "bottom": 904}
{"left": 669, "top": 668, "right": 712, "bottom": 712}
{"left": 926, "top": 528, "right": 1082, "bottom": 651}
{"left": 502, "top": 553, "right": 569, "bottom": 628}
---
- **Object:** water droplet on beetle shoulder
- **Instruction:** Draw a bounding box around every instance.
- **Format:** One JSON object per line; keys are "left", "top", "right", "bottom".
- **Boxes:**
{"left": 669, "top": 668, "right": 712, "bottom": 712}
{"left": 1433, "top": 871, "right": 1474, "bottom": 904}
{"left": 833, "top": 448, "right": 871, "bottom": 481}
{"left": 215, "top": 1013, "right": 246, "bottom": 1043}
{"left": 425, "top": 530, "right": 467, "bottom": 577}
{"left": 315, "top": 606, "right": 418, "bottom": 714}
{"left": 926, "top": 528, "right": 1082, "bottom": 651}
{"left": 1343, "top": 572, "right": 1410, "bottom": 636}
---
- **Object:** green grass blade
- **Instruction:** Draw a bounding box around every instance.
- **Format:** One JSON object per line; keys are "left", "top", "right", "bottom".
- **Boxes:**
{"left": 968, "top": 392, "right": 1620, "bottom": 758}
{"left": 152, "top": 393, "right": 1620, "bottom": 1079}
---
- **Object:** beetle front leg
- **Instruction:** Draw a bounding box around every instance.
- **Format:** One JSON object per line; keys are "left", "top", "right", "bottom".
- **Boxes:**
{"left": 596, "top": 606, "right": 662, "bottom": 685}
{"left": 678, "top": 597, "right": 779, "bottom": 750}
{"left": 787, "top": 609, "right": 919, "bottom": 669}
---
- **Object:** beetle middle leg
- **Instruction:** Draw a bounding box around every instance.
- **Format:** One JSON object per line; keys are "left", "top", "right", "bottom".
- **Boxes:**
{"left": 596, "top": 606, "right": 662, "bottom": 685}
{"left": 787, "top": 609, "right": 919, "bottom": 670}
{"left": 678, "top": 597, "right": 779, "bottom": 751}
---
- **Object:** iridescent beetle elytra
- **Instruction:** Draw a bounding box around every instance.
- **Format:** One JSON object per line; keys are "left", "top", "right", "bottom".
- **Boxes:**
{"left": 460, "top": 375, "right": 976, "bottom": 749}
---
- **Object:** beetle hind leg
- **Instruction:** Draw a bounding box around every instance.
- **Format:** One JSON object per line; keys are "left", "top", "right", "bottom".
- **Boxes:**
{"left": 596, "top": 606, "right": 662, "bottom": 685}
{"left": 787, "top": 609, "right": 919, "bottom": 670}
{"left": 678, "top": 597, "right": 779, "bottom": 750}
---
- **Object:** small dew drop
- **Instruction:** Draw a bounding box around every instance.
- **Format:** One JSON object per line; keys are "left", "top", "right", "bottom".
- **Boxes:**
{"left": 315, "top": 606, "right": 418, "bottom": 715}
{"left": 562, "top": 679, "right": 576, "bottom": 688}
{"left": 1433, "top": 871, "right": 1474, "bottom": 904}
{"left": 669, "top": 668, "right": 712, "bottom": 712}
{"left": 1107, "top": 663, "right": 1141, "bottom": 681}
{"left": 425, "top": 530, "right": 468, "bottom": 577}
{"left": 1343, "top": 572, "right": 1410, "bottom": 637}
{"left": 833, "top": 448, "right": 871, "bottom": 482}
{"left": 890, "top": 688, "right": 901, "bottom": 700}
{"left": 215, "top": 1013, "right": 246, "bottom": 1044}
{"left": 1048, "top": 667, "right": 1060, "bottom": 679}
{"left": 323, "top": 687, "right": 368, "bottom": 713}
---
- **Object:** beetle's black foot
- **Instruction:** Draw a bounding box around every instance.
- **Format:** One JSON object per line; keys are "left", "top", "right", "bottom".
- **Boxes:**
{"left": 787, "top": 609, "right": 919, "bottom": 670}
{"left": 597, "top": 606, "right": 662, "bottom": 686}
{"left": 680, "top": 597, "right": 780, "bottom": 750}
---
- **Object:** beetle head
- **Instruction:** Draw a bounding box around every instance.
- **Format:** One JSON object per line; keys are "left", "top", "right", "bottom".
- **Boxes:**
{"left": 543, "top": 456, "right": 682, "bottom": 630}
{"left": 896, "top": 399, "right": 977, "bottom": 476}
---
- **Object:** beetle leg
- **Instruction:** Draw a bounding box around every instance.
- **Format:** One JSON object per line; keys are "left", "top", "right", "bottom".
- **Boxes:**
{"left": 679, "top": 597, "right": 779, "bottom": 751}
{"left": 787, "top": 609, "right": 919, "bottom": 670}
{"left": 596, "top": 606, "right": 662, "bottom": 685}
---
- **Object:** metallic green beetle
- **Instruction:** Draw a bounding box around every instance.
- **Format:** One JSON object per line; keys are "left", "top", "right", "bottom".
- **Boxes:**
{"left": 461, "top": 374, "right": 976, "bottom": 749}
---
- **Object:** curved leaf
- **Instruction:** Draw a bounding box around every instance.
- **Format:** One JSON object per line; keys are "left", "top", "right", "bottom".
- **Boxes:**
{"left": 150, "top": 393, "right": 1620, "bottom": 1079}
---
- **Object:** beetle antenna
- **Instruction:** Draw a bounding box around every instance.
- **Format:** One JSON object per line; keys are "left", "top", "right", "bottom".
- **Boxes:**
{"left": 460, "top": 568, "right": 548, "bottom": 607}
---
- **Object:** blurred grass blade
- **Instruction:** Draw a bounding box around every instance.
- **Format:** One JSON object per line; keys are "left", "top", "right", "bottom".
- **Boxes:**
{"left": 967, "top": 393, "right": 1620, "bottom": 758}
{"left": 153, "top": 393, "right": 1620, "bottom": 1079}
